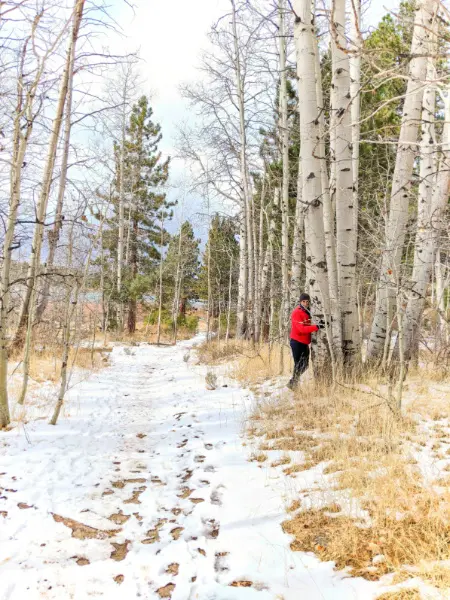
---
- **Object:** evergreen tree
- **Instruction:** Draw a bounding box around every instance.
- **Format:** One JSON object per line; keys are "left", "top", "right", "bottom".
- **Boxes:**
{"left": 198, "top": 215, "right": 239, "bottom": 319}
{"left": 124, "top": 96, "right": 171, "bottom": 332}
{"left": 164, "top": 221, "right": 201, "bottom": 310}
{"left": 101, "top": 95, "right": 172, "bottom": 332}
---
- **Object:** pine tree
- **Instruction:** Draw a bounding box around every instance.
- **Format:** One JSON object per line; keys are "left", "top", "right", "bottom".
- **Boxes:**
{"left": 103, "top": 95, "right": 171, "bottom": 333}
{"left": 198, "top": 215, "right": 239, "bottom": 320}
{"left": 164, "top": 221, "right": 201, "bottom": 312}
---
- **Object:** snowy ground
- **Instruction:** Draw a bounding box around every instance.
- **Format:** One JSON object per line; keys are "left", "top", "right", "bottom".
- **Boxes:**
{"left": 1, "top": 336, "right": 406, "bottom": 599}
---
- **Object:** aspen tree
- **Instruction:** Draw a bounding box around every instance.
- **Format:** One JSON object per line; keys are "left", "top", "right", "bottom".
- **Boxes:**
{"left": 331, "top": 0, "right": 360, "bottom": 365}
{"left": 367, "top": 0, "right": 436, "bottom": 363}
{"left": 292, "top": 0, "right": 331, "bottom": 370}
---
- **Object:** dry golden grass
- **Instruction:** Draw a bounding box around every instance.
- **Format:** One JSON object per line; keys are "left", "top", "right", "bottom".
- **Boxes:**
{"left": 234, "top": 342, "right": 292, "bottom": 383}
{"left": 197, "top": 338, "right": 293, "bottom": 379}
{"left": 249, "top": 452, "right": 268, "bottom": 463}
{"left": 238, "top": 350, "right": 450, "bottom": 589}
{"left": 283, "top": 493, "right": 450, "bottom": 581}
{"left": 418, "top": 564, "right": 450, "bottom": 589}
{"left": 271, "top": 455, "right": 291, "bottom": 468}
{"left": 375, "top": 590, "right": 422, "bottom": 600}
{"left": 27, "top": 347, "right": 106, "bottom": 383}
{"left": 283, "top": 462, "right": 316, "bottom": 475}
{"left": 196, "top": 339, "right": 244, "bottom": 364}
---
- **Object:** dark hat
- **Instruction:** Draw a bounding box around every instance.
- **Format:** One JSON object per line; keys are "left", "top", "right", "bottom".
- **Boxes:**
{"left": 299, "top": 292, "right": 311, "bottom": 302}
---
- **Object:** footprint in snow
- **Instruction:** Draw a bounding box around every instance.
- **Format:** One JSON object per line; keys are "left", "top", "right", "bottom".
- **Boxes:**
{"left": 210, "top": 489, "right": 223, "bottom": 506}
{"left": 203, "top": 518, "right": 220, "bottom": 539}
{"left": 214, "top": 551, "right": 229, "bottom": 572}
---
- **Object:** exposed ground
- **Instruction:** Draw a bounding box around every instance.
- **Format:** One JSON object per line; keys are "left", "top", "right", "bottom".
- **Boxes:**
{"left": 1, "top": 337, "right": 448, "bottom": 599}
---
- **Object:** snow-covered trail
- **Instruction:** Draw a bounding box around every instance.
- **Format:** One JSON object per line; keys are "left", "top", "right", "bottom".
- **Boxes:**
{"left": 1, "top": 338, "right": 380, "bottom": 600}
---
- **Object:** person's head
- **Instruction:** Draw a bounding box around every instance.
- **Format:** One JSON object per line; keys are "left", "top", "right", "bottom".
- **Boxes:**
{"left": 299, "top": 292, "right": 310, "bottom": 309}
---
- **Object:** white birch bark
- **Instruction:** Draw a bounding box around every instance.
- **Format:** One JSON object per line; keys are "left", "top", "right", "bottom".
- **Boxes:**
{"left": 156, "top": 214, "right": 165, "bottom": 345}
{"left": 313, "top": 25, "right": 343, "bottom": 361}
{"left": 291, "top": 160, "right": 304, "bottom": 303}
{"left": 401, "top": 80, "right": 449, "bottom": 362}
{"left": 348, "top": 0, "right": 361, "bottom": 234}
{"left": 237, "top": 205, "right": 248, "bottom": 338}
{"left": 292, "top": 0, "right": 331, "bottom": 369}
{"left": 435, "top": 249, "right": 449, "bottom": 346}
{"left": 367, "top": 0, "right": 435, "bottom": 362}
{"left": 331, "top": 0, "right": 360, "bottom": 365}
{"left": 255, "top": 179, "right": 266, "bottom": 342}
{"left": 226, "top": 253, "right": 233, "bottom": 343}
{"left": 172, "top": 222, "right": 184, "bottom": 345}
{"left": 247, "top": 193, "right": 256, "bottom": 339}
{"left": 207, "top": 205, "right": 213, "bottom": 342}
{"left": 117, "top": 85, "right": 127, "bottom": 332}
{"left": 231, "top": 0, "right": 253, "bottom": 339}
{"left": 279, "top": 0, "right": 290, "bottom": 335}
{"left": 260, "top": 188, "right": 278, "bottom": 302}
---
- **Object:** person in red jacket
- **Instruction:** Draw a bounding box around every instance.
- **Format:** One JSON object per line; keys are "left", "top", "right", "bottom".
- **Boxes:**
{"left": 288, "top": 292, "right": 323, "bottom": 390}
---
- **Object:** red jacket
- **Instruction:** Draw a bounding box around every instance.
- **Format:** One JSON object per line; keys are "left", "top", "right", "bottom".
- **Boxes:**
{"left": 290, "top": 306, "right": 319, "bottom": 344}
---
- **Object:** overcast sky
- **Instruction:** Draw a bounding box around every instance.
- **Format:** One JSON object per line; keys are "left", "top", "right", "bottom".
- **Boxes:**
{"left": 108, "top": 0, "right": 393, "bottom": 239}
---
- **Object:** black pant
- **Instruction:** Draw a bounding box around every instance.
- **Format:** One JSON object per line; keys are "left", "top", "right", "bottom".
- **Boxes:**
{"left": 289, "top": 339, "right": 310, "bottom": 384}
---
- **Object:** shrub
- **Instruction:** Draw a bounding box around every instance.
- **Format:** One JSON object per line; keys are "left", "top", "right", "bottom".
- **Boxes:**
{"left": 182, "top": 314, "right": 199, "bottom": 332}
{"left": 145, "top": 308, "right": 171, "bottom": 326}
{"left": 205, "top": 371, "right": 217, "bottom": 390}
{"left": 145, "top": 310, "right": 198, "bottom": 332}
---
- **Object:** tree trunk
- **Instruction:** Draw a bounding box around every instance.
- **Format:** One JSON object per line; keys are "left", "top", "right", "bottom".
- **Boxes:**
{"left": 367, "top": 0, "right": 435, "bottom": 363}
{"left": 172, "top": 222, "right": 184, "bottom": 345}
{"left": 231, "top": 0, "right": 252, "bottom": 340}
{"left": 17, "top": 284, "right": 37, "bottom": 406}
{"left": 237, "top": 207, "right": 248, "bottom": 338}
{"left": 117, "top": 82, "right": 128, "bottom": 333}
{"left": 331, "top": 0, "right": 360, "bottom": 366}
{"left": 260, "top": 188, "right": 278, "bottom": 303}
{"left": 279, "top": 0, "right": 290, "bottom": 338}
{"left": 313, "top": 25, "right": 342, "bottom": 363}
{"left": 226, "top": 254, "right": 233, "bottom": 342}
{"left": 207, "top": 200, "right": 212, "bottom": 342}
{"left": 254, "top": 179, "right": 266, "bottom": 342}
{"left": 12, "top": 0, "right": 85, "bottom": 352}
{"left": 127, "top": 219, "right": 138, "bottom": 334}
{"left": 50, "top": 281, "right": 76, "bottom": 426}
{"left": 348, "top": 0, "right": 361, "bottom": 235}
{"left": 399, "top": 80, "right": 449, "bottom": 363}
{"left": 292, "top": 0, "right": 331, "bottom": 371}
{"left": 156, "top": 215, "right": 165, "bottom": 345}
{"left": 291, "top": 159, "right": 304, "bottom": 303}
{"left": 435, "top": 248, "right": 449, "bottom": 347}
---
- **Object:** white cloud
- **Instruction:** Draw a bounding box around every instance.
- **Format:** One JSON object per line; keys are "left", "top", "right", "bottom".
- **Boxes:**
{"left": 112, "top": 0, "right": 230, "bottom": 155}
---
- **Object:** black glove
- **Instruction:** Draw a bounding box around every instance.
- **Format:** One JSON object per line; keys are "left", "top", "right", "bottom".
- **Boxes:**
{"left": 317, "top": 319, "right": 326, "bottom": 330}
